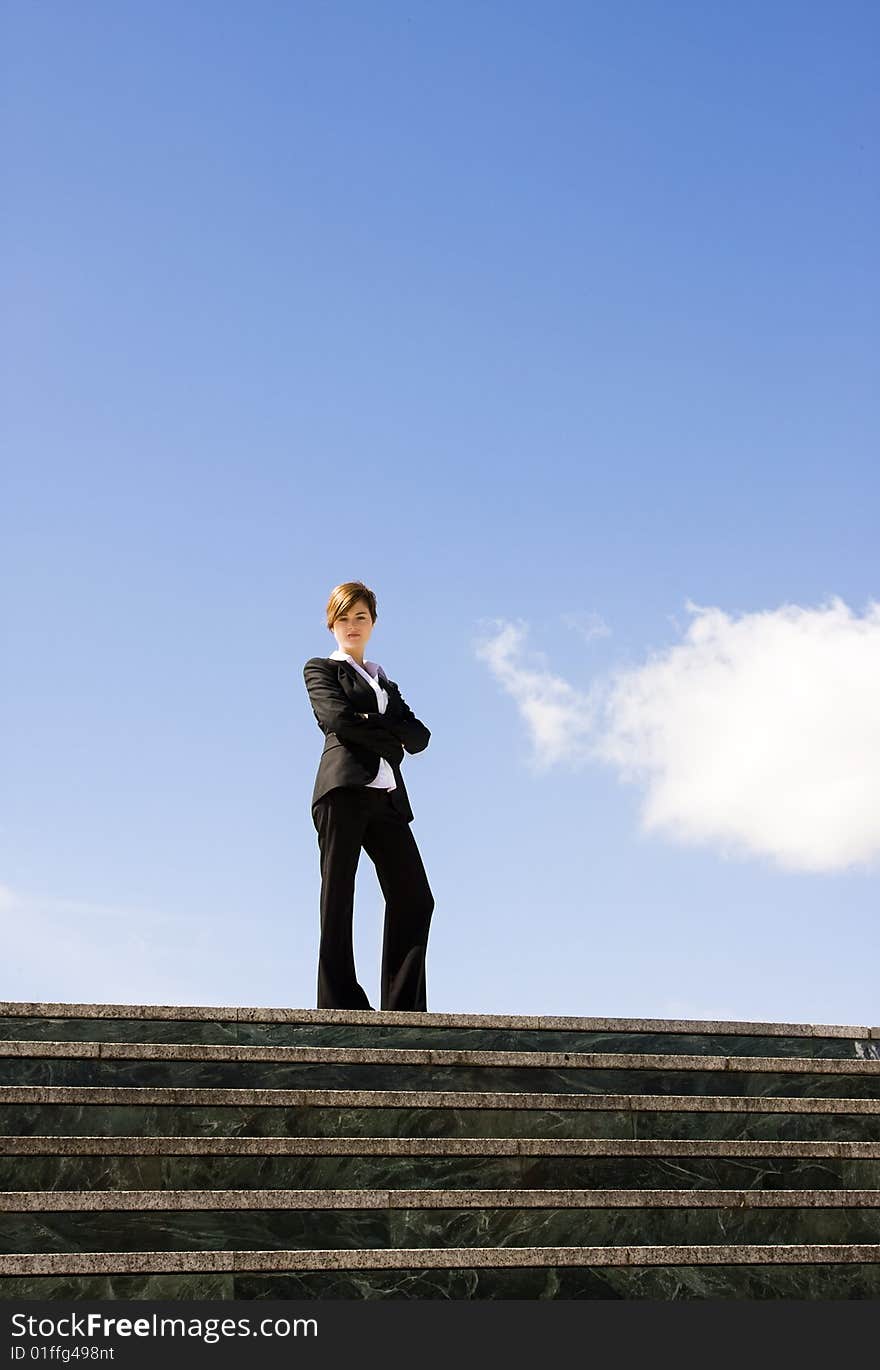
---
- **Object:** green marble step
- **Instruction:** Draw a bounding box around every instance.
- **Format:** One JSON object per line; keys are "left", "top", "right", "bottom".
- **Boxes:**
{"left": 2, "top": 1188, "right": 879, "bottom": 1254}
{"left": 4, "top": 1140, "right": 880, "bottom": 1193}
{"left": 5, "top": 1261, "right": 880, "bottom": 1299}
{"left": 5, "top": 1087, "right": 880, "bottom": 1142}
{"left": 3, "top": 1004, "right": 876, "bottom": 1300}
{"left": 3, "top": 1016, "right": 877, "bottom": 1061}
{"left": 5, "top": 1041, "right": 880, "bottom": 1099}
{"left": 3, "top": 1002, "right": 878, "bottom": 1060}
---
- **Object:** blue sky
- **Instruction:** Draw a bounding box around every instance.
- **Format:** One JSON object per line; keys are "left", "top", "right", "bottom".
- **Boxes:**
{"left": 3, "top": 2, "right": 878, "bottom": 1026}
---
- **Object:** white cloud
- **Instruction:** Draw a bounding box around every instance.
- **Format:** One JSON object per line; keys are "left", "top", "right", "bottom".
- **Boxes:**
{"left": 476, "top": 596, "right": 880, "bottom": 874}
{"left": 474, "top": 619, "right": 597, "bottom": 768}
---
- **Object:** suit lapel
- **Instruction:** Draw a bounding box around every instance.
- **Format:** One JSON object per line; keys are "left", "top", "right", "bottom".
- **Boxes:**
{"left": 337, "top": 661, "right": 378, "bottom": 705}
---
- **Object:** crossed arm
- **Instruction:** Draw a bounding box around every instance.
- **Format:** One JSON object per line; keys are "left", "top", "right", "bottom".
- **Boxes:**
{"left": 303, "top": 659, "right": 431, "bottom": 763}
{"left": 362, "top": 675, "right": 430, "bottom": 755}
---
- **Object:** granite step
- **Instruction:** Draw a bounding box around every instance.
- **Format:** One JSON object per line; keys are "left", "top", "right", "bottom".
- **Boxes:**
{"left": 5, "top": 1243, "right": 880, "bottom": 1306}
{"left": 7, "top": 1134, "right": 880, "bottom": 1156}
{"left": 4, "top": 1041, "right": 880, "bottom": 1099}
{"left": 7, "top": 1185, "right": 880, "bottom": 1210}
{"left": 5, "top": 1001, "right": 877, "bottom": 1027}
{"left": 2, "top": 1241, "right": 880, "bottom": 1277}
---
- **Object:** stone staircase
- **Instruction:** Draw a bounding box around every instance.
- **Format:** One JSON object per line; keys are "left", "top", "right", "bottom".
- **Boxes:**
{"left": 1, "top": 1000, "right": 879, "bottom": 1299}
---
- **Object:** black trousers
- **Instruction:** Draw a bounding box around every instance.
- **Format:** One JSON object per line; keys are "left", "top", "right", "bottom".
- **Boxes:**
{"left": 311, "top": 784, "right": 434, "bottom": 1011}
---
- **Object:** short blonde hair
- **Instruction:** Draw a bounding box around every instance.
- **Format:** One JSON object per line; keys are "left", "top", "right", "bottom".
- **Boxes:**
{"left": 325, "top": 581, "right": 377, "bottom": 631}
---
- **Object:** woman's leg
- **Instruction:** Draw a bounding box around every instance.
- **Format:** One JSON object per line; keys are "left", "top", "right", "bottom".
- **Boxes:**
{"left": 311, "top": 787, "right": 373, "bottom": 1009}
{"left": 361, "top": 790, "right": 435, "bottom": 1011}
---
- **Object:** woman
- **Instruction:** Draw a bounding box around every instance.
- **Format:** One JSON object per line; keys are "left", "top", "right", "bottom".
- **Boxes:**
{"left": 303, "top": 581, "right": 435, "bottom": 1012}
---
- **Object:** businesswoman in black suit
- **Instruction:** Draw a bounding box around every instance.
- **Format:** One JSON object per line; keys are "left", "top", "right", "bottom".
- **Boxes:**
{"left": 303, "top": 580, "right": 434, "bottom": 1012}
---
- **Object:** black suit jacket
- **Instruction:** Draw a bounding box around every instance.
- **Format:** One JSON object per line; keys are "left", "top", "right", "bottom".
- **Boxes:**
{"left": 303, "top": 656, "right": 431, "bottom": 822}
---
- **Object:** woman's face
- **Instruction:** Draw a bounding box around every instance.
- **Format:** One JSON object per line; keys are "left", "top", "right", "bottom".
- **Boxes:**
{"left": 332, "top": 599, "right": 374, "bottom": 655}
